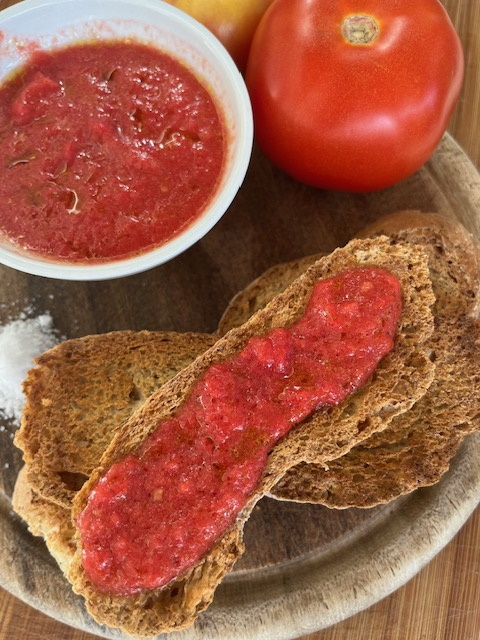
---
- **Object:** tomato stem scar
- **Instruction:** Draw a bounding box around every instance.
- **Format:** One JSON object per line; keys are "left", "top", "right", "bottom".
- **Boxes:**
{"left": 342, "top": 15, "right": 379, "bottom": 45}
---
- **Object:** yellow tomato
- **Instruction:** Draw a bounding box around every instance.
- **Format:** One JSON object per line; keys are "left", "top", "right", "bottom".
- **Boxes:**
{"left": 164, "top": 0, "right": 275, "bottom": 71}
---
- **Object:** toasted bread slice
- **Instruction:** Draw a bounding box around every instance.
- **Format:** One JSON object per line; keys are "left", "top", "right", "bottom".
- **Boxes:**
{"left": 272, "top": 316, "right": 480, "bottom": 507}
{"left": 218, "top": 212, "right": 480, "bottom": 507}
{"left": 14, "top": 330, "right": 217, "bottom": 509}
{"left": 67, "top": 237, "right": 435, "bottom": 636}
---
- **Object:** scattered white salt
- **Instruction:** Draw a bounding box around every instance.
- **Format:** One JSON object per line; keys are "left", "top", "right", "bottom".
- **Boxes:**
{"left": 0, "top": 313, "right": 59, "bottom": 424}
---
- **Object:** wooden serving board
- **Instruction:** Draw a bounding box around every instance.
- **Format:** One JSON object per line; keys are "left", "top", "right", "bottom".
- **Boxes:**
{"left": 1, "top": 133, "right": 480, "bottom": 639}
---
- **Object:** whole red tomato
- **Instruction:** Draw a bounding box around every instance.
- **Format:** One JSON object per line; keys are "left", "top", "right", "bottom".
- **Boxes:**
{"left": 245, "top": 0, "right": 464, "bottom": 191}
{"left": 164, "top": 0, "right": 274, "bottom": 71}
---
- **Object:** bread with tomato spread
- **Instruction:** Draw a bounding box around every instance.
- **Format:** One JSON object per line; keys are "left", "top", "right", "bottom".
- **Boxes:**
{"left": 11, "top": 234, "right": 431, "bottom": 615}
{"left": 65, "top": 237, "right": 434, "bottom": 636}
{"left": 218, "top": 211, "right": 480, "bottom": 507}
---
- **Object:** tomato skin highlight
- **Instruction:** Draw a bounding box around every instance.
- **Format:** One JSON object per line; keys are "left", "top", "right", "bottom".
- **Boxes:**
{"left": 245, "top": 0, "right": 464, "bottom": 192}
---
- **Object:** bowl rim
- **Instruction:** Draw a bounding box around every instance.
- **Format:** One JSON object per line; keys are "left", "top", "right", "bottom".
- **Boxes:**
{"left": 0, "top": 0, "right": 253, "bottom": 281}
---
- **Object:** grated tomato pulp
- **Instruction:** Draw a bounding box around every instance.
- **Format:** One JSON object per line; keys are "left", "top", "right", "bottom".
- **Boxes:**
{"left": 78, "top": 267, "right": 402, "bottom": 595}
{"left": 0, "top": 41, "right": 225, "bottom": 262}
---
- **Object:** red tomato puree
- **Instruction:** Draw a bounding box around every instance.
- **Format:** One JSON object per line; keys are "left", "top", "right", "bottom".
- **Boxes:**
{"left": 0, "top": 41, "right": 225, "bottom": 262}
{"left": 78, "top": 267, "right": 402, "bottom": 596}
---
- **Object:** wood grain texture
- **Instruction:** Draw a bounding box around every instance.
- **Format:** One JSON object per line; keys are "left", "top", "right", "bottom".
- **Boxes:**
{"left": 0, "top": 0, "right": 479, "bottom": 639}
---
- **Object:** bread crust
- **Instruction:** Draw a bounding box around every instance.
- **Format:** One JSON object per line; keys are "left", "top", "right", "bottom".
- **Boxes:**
{"left": 68, "top": 237, "right": 435, "bottom": 636}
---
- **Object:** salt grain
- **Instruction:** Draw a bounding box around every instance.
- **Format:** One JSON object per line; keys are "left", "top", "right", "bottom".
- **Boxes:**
{"left": 0, "top": 313, "right": 59, "bottom": 424}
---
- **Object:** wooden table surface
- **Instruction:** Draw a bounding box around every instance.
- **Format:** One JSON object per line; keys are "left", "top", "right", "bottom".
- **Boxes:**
{"left": 0, "top": 1, "right": 479, "bottom": 639}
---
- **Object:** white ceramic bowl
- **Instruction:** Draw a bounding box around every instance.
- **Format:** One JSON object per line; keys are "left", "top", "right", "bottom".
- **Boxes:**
{"left": 0, "top": 0, "right": 253, "bottom": 280}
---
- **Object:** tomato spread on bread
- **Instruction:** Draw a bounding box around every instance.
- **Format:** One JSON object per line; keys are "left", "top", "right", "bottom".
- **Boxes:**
{"left": 78, "top": 267, "right": 402, "bottom": 595}
{"left": 0, "top": 41, "right": 225, "bottom": 262}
